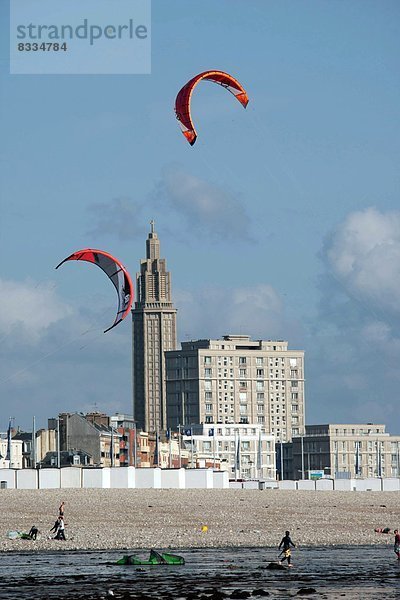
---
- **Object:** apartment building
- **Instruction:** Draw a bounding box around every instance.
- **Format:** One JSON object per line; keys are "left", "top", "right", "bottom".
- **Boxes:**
{"left": 287, "top": 423, "right": 400, "bottom": 479}
{"left": 183, "top": 423, "right": 276, "bottom": 479}
{"left": 166, "top": 334, "right": 305, "bottom": 442}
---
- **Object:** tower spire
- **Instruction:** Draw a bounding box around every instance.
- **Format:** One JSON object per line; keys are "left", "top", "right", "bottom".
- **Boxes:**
{"left": 132, "top": 224, "right": 178, "bottom": 432}
{"left": 146, "top": 219, "right": 160, "bottom": 260}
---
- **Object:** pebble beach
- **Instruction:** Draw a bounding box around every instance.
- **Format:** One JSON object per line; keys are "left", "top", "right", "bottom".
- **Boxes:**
{"left": 1, "top": 488, "right": 399, "bottom": 552}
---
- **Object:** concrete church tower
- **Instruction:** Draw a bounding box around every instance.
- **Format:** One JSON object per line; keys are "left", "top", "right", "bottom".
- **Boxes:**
{"left": 132, "top": 221, "right": 177, "bottom": 432}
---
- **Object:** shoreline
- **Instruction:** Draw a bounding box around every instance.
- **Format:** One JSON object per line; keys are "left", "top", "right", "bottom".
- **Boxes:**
{"left": 1, "top": 488, "right": 398, "bottom": 553}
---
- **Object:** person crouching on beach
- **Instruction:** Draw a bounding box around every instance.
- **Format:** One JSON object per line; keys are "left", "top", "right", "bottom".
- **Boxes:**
{"left": 28, "top": 526, "right": 39, "bottom": 540}
{"left": 279, "top": 530, "right": 296, "bottom": 567}
{"left": 394, "top": 529, "right": 400, "bottom": 560}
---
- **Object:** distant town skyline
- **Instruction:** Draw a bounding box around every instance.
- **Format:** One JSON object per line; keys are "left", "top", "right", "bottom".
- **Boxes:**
{"left": 0, "top": 1, "right": 399, "bottom": 433}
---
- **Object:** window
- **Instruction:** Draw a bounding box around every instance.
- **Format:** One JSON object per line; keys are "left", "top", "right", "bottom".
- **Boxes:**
{"left": 291, "top": 392, "right": 298, "bottom": 400}
{"left": 289, "top": 358, "right": 297, "bottom": 367}
{"left": 204, "top": 381, "right": 212, "bottom": 391}
{"left": 205, "top": 416, "right": 213, "bottom": 424}
{"left": 257, "top": 393, "right": 264, "bottom": 400}
{"left": 239, "top": 381, "right": 247, "bottom": 388}
{"left": 204, "top": 356, "right": 212, "bottom": 364}
{"left": 240, "top": 405, "right": 248, "bottom": 415}
{"left": 256, "top": 357, "right": 264, "bottom": 365}
{"left": 239, "top": 369, "right": 247, "bottom": 378}
{"left": 205, "top": 368, "right": 212, "bottom": 378}
{"left": 239, "top": 357, "right": 246, "bottom": 364}
{"left": 205, "top": 403, "right": 212, "bottom": 411}
{"left": 205, "top": 391, "right": 212, "bottom": 400}
{"left": 239, "top": 392, "right": 247, "bottom": 402}
{"left": 256, "top": 381, "right": 264, "bottom": 391}
{"left": 257, "top": 416, "right": 265, "bottom": 423}
{"left": 291, "top": 380, "right": 298, "bottom": 388}
{"left": 256, "top": 368, "right": 264, "bottom": 377}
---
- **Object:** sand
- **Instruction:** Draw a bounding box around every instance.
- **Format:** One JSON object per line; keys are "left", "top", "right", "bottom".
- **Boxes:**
{"left": 0, "top": 488, "right": 398, "bottom": 552}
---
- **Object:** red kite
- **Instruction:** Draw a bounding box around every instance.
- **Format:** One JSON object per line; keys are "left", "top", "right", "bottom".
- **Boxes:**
{"left": 56, "top": 249, "right": 133, "bottom": 333}
{"left": 175, "top": 70, "right": 249, "bottom": 145}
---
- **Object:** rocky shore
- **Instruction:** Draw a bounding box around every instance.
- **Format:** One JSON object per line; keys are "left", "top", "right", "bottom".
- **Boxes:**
{"left": 1, "top": 488, "right": 398, "bottom": 552}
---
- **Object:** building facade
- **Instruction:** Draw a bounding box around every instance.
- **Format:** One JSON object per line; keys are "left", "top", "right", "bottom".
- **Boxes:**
{"left": 183, "top": 423, "right": 276, "bottom": 479}
{"left": 36, "top": 427, "right": 57, "bottom": 464}
{"left": 12, "top": 432, "right": 35, "bottom": 468}
{"left": 132, "top": 221, "right": 178, "bottom": 432}
{"left": 166, "top": 334, "right": 305, "bottom": 442}
{"left": 287, "top": 424, "right": 400, "bottom": 479}
{"left": 58, "top": 412, "right": 121, "bottom": 467}
{"left": 110, "top": 413, "right": 137, "bottom": 467}
{"left": 0, "top": 438, "right": 23, "bottom": 469}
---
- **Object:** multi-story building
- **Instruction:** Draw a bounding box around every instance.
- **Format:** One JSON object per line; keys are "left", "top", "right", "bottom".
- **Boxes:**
{"left": 12, "top": 431, "right": 35, "bottom": 468}
{"left": 36, "top": 426, "right": 57, "bottom": 464}
{"left": 287, "top": 424, "right": 400, "bottom": 479}
{"left": 0, "top": 437, "right": 23, "bottom": 469}
{"left": 159, "top": 435, "right": 189, "bottom": 469}
{"left": 58, "top": 412, "right": 121, "bottom": 467}
{"left": 183, "top": 423, "right": 276, "bottom": 479}
{"left": 165, "top": 334, "right": 305, "bottom": 442}
{"left": 132, "top": 221, "right": 178, "bottom": 432}
{"left": 110, "top": 413, "right": 137, "bottom": 467}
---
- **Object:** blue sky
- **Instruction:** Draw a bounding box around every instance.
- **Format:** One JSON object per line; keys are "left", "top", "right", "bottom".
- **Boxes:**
{"left": 1, "top": 1, "right": 400, "bottom": 433}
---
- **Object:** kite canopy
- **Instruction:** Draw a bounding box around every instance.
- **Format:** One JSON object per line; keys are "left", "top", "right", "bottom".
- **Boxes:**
{"left": 56, "top": 249, "right": 133, "bottom": 333}
{"left": 175, "top": 70, "right": 249, "bottom": 145}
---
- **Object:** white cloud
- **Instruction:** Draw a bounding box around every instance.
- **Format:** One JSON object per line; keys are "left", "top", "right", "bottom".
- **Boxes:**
{"left": 309, "top": 208, "right": 400, "bottom": 433}
{"left": 86, "top": 197, "right": 145, "bottom": 240}
{"left": 326, "top": 207, "right": 400, "bottom": 314}
{"left": 160, "top": 166, "right": 252, "bottom": 241}
{"left": 176, "top": 283, "right": 286, "bottom": 341}
{"left": 0, "top": 278, "right": 73, "bottom": 343}
{"left": 86, "top": 167, "right": 253, "bottom": 245}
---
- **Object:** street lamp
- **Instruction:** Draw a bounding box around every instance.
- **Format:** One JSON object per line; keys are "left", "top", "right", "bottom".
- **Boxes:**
{"left": 57, "top": 418, "right": 61, "bottom": 469}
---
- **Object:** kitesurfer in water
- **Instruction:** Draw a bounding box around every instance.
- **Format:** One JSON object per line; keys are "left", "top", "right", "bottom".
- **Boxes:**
{"left": 279, "top": 530, "right": 296, "bottom": 566}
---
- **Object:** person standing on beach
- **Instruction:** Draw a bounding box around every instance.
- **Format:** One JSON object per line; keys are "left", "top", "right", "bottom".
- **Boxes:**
{"left": 59, "top": 501, "right": 65, "bottom": 517}
{"left": 279, "top": 530, "right": 296, "bottom": 566}
{"left": 55, "top": 516, "right": 66, "bottom": 540}
{"left": 394, "top": 529, "right": 400, "bottom": 560}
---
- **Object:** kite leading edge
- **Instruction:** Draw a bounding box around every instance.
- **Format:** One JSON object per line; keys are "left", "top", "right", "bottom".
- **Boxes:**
{"left": 55, "top": 248, "right": 133, "bottom": 333}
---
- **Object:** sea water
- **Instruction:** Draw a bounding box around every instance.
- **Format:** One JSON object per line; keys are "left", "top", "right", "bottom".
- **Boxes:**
{"left": 0, "top": 545, "right": 399, "bottom": 599}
